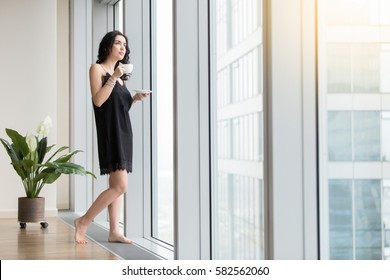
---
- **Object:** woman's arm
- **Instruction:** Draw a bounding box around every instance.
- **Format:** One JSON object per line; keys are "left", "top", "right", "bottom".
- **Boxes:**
{"left": 89, "top": 64, "right": 123, "bottom": 107}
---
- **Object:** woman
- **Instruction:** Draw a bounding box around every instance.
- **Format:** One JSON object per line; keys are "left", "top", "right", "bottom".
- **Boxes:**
{"left": 74, "top": 31, "right": 148, "bottom": 244}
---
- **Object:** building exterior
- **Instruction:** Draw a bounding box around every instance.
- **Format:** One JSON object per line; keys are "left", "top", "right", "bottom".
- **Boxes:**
{"left": 319, "top": 0, "right": 390, "bottom": 259}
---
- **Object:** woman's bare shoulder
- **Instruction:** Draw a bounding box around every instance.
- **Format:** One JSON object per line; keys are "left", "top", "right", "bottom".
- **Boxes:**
{"left": 90, "top": 63, "right": 104, "bottom": 73}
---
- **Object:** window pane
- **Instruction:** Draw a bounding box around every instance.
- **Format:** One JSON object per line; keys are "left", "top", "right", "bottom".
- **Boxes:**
{"left": 352, "top": 45, "right": 380, "bottom": 93}
{"left": 326, "top": 44, "right": 381, "bottom": 93}
{"left": 319, "top": 0, "right": 390, "bottom": 260}
{"left": 353, "top": 111, "right": 380, "bottom": 161}
{"left": 113, "top": 0, "right": 124, "bottom": 225}
{"left": 380, "top": 45, "right": 390, "bottom": 93}
{"left": 354, "top": 180, "right": 381, "bottom": 260}
{"left": 151, "top": 0, "right": 174, "bottom": 245}
{"left": 326, "top": 0, "right": 373, "bottom": 25}
{"left": 211, "top": 0, "right": 264, "bottom": 260}
{"left": 114, "top": 0, "right": 123, "bottom": 32}
{"left": 327, "top": 44, "right": 351, "bottom": 93}
{"left": 328, "top": 111, "right": 352, "bottom": 161}
{"left": 329, "top": 180, "right": 353, "bottom": 260}
{"left": 383, "top": 180, "right": 390, "bottom": 259}
{"left": 382, "top": 112, "right": 390, "bottom": 161}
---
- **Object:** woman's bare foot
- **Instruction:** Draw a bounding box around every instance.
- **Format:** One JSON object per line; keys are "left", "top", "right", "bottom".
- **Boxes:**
{"left": 108, "top": 231, "right": 133, "bottom": 244}
{"left": 74, "top": 217, "right": 88, "bottom": 244}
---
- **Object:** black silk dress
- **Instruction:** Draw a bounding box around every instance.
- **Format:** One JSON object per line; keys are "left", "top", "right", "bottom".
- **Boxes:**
{"left": 93, "top": 73, "right": 133, "bottom": 175}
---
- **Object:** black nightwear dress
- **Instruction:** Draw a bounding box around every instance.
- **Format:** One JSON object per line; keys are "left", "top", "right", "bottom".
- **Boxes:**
{"left": 93, "top": 73, "right": 133, "bottom": 175}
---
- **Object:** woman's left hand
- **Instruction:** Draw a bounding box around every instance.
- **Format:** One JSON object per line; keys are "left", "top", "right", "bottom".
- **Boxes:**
{"left": 133, "top": 92, "right": 150, "bottom": 102}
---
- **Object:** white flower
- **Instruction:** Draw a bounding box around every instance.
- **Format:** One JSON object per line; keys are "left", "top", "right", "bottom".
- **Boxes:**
{"left": 26, "top": 134, "right": 37, "bottom": 152}
{"left": 37, "top": 116, "right": 52, "bottom": 137}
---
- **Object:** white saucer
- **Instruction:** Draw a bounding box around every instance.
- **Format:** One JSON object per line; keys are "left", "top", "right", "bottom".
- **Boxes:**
{"left": 134, "top": 89, "right": 152, "bottom": 94}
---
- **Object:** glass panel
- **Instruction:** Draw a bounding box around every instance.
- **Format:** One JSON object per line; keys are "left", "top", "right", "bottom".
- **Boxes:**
{"left": 328, "top": 111, "right": 352, "bottom": 161}
{"left": 329, "top": 180, "right": 353, "bottom": 260}
{"left": 319, "top": 0, "right": 390, "bottom": 260}
{"left": 211, "top": 0, "right": 264, "bottom": 260}
{"left": 383, "top": 180, "right": 390, "bottom": 259}
{"left": 382, "top": 112, "right": 390, "bottom": 161}
{"left": 354, "top": 180, "right": 381, "bottom": 260}
{"left": 379, "top": 0, "right": 390, "bottom": 25}
{"left": 113, "top": 0, "right": 124, "bottom": 225}
{"left": 114, "top": 0, "right": 123, "bottom": 32}
{"left": 380, "top": 45, "right": 390, "bottom": 93}
{"left": 325, "top": 0, "right": 373, "bottom": 25}
{"left": 151, "top": 0, "right": 174, "bottom": 245}
{"left": 352, "top": 45, "right": 380, "bottom": 93}
{"left": 353, "top": 111, "right": 380, "bottom": 161}
{"left": 327, "top": 44, "right": 351, "bottom": 93}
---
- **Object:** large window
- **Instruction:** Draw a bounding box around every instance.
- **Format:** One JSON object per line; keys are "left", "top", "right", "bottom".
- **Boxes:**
{"left": 113, "top": 0, "right": 123, "bottom": 32}
{"left": 113, "top": 0, "right": 124, "bottom": 226}
{"left": 328, "top": 179, "right": 381, "bottom": 259}
{"left": 151, "top": 0, "right": 174, "bottom": 246}
{"left": 319, "top": 0, "right": 390, "bottom": 260}
{"left": 210, "top": 0, "right": 264, "bottom": 260}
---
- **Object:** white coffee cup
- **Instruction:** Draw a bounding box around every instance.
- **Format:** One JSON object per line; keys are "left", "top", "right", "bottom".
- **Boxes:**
{"left": 123, "top": 63, "right": 134, "bottom": 74}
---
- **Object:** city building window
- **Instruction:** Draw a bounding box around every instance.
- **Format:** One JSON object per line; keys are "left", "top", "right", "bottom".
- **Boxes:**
{"left": 151, "top": 0, "right": 174, "bottom": 246}
{"left": 210, "top": 0, "right": 264, "bottom": 259}
{"left": 319, "top": 0, "right": 390, "bottom": 260}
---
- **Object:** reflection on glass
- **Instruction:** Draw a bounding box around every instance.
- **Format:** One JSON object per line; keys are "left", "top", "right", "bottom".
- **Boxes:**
{"left": 211, "top": 0, "right": 264, "bottom": 260}
{"left": 319, "top": 0, "right": 390, "bottom": 259}
{"left": 327, "top": 44, "right": 380, "bottom": 93}
{"left": 352, "top": 45, "right": 380, "bottom": 93}
{"left": 113, "top": 0, "right": 124, "bottom": 225}
{"left": 329, "top": 180, "right": 382, "bottom": 260}
{"left": 329, "top": 180, "right": 353, "bottom": 260}
{"left": 327, "top": 45, "right": 351, "bottom": 93}
{"left": 354, "top": 180, "right": 381, "bottom": 260}
{"left": 353, "top": 112, "right": 380, "bottom": 161}
{"left": 151, "top": 0, "right": 174, "bottom": 245}
{"left": 114, "top": 0, "right": 123, "bottom": 32}
{"left": 328, "top": 112, "right": 352, "bottom": 161}
{"left": 381, "top": 112, "right": 390, "bottom": 161}
{"left": 383, "top": 180, "right": 390, "bottom": 259}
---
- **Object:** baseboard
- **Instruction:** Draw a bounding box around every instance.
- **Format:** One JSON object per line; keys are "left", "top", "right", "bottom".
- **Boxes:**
{"left": 56, "top": 202, "right": 70, "bottom": 210}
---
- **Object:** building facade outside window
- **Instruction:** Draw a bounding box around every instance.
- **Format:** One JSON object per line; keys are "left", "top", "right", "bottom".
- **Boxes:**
{"left": 210, "top": 0, "right": 264, "bottom": 260}
{"left": 151, "top": 0, "right": 174, "bottom": 246}
{"left": 114, "top": 0, "right": 123, "bottom": 32}
{"left": 319, "top": 0, "right": 390, "bottom": 260}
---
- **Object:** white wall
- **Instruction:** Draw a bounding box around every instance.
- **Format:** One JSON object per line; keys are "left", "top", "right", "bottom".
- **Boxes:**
{"left": 0, "top": 0, "right": 58, "bottom": 218}
{"left": 57, "top": 0, "right": 70, "bottom": 210}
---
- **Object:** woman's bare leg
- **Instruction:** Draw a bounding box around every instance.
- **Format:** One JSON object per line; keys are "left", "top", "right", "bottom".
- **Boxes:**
{"left": 74, "top": 170, "right": 128, "bottom": 244}
{"left": 108, "top": 195, "right": 132, "bottom": 243}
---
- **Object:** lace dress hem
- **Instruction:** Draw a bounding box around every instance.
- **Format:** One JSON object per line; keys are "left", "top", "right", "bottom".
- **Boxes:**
{"left": 100, "top": 161, "right": 132, "bottom": 175}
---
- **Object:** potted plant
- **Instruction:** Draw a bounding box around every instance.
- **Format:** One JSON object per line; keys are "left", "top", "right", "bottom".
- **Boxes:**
{"left": 0, "top": 116, "right": 95, "bottom": 228}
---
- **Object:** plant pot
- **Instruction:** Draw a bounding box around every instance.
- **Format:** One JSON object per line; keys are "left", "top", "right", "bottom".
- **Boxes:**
{"left": 18, "top": 197, "right": 45, "bottom": 223}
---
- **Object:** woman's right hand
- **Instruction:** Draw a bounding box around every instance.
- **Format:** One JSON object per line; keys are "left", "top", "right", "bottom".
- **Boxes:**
{"left": 112, "top": 63, "right": 125, "bottom": 79}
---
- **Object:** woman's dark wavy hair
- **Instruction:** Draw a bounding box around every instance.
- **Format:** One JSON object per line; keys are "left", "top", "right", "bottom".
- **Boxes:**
{"left": 96, "top": 30, "right": 131, "bottom": 81}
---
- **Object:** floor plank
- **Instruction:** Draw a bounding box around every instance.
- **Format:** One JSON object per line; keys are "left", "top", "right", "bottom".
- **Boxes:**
{"left": 0, "top": 217, "right": 119, "bottom": 260}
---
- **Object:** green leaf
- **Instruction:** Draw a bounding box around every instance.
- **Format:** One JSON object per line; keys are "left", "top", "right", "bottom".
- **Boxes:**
{"left": 42, "top": 171, "right": 62, "bottom": 184}
{"left": 54, "top": 150, "right": 82, "bottom": 163}
{"left": 0, "top": 138, "right": 27, "bottom": 179}
{"left": 37, "top": 137, "right": 48, "bottom": 164}
{"left": 13, "top": 159, "right": 36, "bottom": 171}
{"left": 0, "top": 138, "right": 19, "bottom": 162}
{"left": 46, "top": 144, "right": 55, "bottom": 153}
{"left": 44, "top": 146, "right": 68, "bottom": 163}
{"left": 5, "top": 128, "right": 29, "bottom": 158}
{"left": 86, "top": 171, "right": 97, "bottom": 179}
{"left": 43, "top": 162, "right": 95, "bottom": 178}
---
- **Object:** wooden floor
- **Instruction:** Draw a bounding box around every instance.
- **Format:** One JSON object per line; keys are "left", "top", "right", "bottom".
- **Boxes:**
{"left": 0, "top": 217, "right": 119, "bottom": 260}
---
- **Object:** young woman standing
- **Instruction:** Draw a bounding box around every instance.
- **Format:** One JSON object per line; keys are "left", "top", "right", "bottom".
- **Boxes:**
{"left": 74, "top": 31, "right": 148, "bottom": 244}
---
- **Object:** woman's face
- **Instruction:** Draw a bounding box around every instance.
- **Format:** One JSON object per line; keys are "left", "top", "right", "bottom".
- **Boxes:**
{"left": 110, "top": 35, "right": 127, "bottom": 61}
